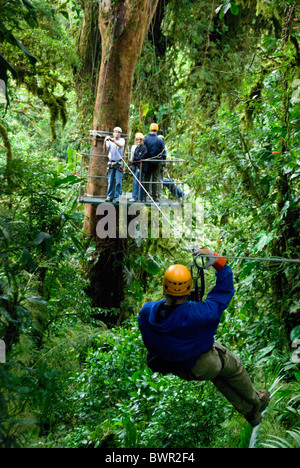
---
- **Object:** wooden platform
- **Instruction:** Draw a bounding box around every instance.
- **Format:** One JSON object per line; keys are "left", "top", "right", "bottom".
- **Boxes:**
{"left": 78, "top": 195, "right": 183, "bottom": 207}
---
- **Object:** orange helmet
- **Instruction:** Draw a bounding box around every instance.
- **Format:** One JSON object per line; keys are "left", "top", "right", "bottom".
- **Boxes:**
{"left": 135, "top": 132, "right": 144, "bottom": 140}
{"left": 163, "top": 265, "right": 192, "bottom": 297}
{"left": 150, "top": 123, "right": 159, "bottom": 131}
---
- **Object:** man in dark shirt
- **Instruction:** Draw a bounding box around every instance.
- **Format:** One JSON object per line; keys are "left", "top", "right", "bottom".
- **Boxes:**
{"left": 138, "top": 248, "right": 270, "bottom": 427}
{"left": 144, "top": 123, "right": 165, "bottom": 201}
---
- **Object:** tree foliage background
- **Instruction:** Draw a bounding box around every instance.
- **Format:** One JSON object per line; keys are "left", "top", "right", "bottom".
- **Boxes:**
{"left": 0, "top": 0, "right": 299, "bottom": 448}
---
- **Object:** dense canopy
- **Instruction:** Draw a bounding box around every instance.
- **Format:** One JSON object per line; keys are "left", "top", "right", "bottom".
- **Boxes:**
{"left": 0, "top": 0, "right": 299, "bottom": 449}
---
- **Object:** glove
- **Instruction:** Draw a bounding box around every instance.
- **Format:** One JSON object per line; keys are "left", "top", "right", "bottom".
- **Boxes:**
{"left": 194, "top": 247, "right": 227, "bottom": 272}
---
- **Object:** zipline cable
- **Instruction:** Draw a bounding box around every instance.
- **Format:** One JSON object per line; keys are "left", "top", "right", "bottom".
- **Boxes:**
{"left": 87, "top": 2, "right": 300, "bottom": 268}
{"left": 121, "top": 156, "right": 300, "bottom": 265}
{"left": 121, "top": 156, "right": 191, "bottom": 251}
{"left": 197, "top": 255, "right": 300, "bottom": 265}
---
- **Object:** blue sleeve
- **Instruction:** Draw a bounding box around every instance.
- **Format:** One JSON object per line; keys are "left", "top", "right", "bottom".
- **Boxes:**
{"left": 204, "top": 264, "right": 235, "bottom": 313}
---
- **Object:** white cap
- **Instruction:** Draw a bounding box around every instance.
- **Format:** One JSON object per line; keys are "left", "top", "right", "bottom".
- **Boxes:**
{"left": 113, "top": 127, "right": 122, "bottom": 133}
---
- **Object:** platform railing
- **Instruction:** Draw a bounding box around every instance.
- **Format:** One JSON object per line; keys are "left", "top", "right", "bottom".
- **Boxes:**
{"left": 132, "top": 158, "right": 185, "bottom": 202}
{"left": 74, "top": 150, "right": 185, "bottom": 203}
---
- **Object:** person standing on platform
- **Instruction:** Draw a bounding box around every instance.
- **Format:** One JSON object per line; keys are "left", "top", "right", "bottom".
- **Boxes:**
{"left": 130, "top": 133, "right": 148, "bottom": 202}
{"left": 105, "top": 127, "right": 125, "bottom": 202}
{"left": 144, "top": 123, "right": 165, "bottom": 202}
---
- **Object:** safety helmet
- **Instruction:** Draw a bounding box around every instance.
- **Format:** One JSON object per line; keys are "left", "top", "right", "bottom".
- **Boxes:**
{"left": 163, "top": 265, "right": 193, "bottom": 297}
{"left": 114, "top": 127, "right": 122, "bottom": 133}
{"left": 150, "top": 123, "right": 159, "bottom": 131}
{"left": 135, "top": 132, "right": 144, "bottom": 140}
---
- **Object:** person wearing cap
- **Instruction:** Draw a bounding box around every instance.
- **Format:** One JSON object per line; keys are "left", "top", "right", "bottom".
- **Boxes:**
{"left": 138, "top": 248, "right": 270, "bottom": 427}
{"left": 104, "top": 127, "right": 125, "bottom": 202}
{"left": 144, "top": 123, "right": 166, "bottom": 202}
{"left": 130, "top": 133, "right": 148, "bottom": 202}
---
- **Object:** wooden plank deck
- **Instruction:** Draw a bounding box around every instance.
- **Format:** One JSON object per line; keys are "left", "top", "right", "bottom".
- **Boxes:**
{"left": 78, "top": 195, "right": 183, "bottom": 207}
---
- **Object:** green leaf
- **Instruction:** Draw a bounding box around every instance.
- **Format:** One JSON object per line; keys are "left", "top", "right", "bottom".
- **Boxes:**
{"left": 21, "top": 247, "right": 36, "bottom": 270}
{"left": 69, "top": 233, "right": 85, "bottom": 254}
{"left": 230, "top": 2, "right": 239, "bottom": 15}
{"left": 294, "top": 372, "right": 300, "bottom": 384}
{"left": 0, "top": 22, "right": 37, "bottom": 65}
{"left": 224, "top": 3, "right": 231, "bottom": 14}
{"left": 22, "top": 0, "right": 35, "bottom": 10}
{"left": 33, "top": 232, "right": 52, "bottom": 257}
{"left": 26, "top": 296, "right": 48, "bottom": 306}
{"left": 33, "top": 232, "right": 52, "bottom": 246}
{"left": 143, "top": 254, "right": 161, "bottom": 275}
{"left": 256, "top": 344, "right": 276, "bottom": 360}
{"left": 0, "top": 307, "right": 18, "bottom": 324}
{"left": 0, "top": 224, "right": 10, "bottom": 243}
{"left": 51, "top": 175, "right": 84, "bottom": 187}
{"left": 291, "top": 326, "right": 300, "bottom": 342}
{"left": 59, "top": 10, "right": 69, "bottom": 20}
{"left": 253, "top": 231, "right": 274, "bottom": 252}
{"left": 215, "top": 4, "right": 224, "bottom": 15}
{"left": 67, "top": 147, "right": 75, "bottom": 163}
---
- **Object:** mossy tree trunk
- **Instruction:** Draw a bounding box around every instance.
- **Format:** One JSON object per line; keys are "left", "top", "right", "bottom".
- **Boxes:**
{"left": 75, "top": 0, "right": 101, "bottom": 127}
{"left": 83, "top": 0, "right": 159, "bottom": 316}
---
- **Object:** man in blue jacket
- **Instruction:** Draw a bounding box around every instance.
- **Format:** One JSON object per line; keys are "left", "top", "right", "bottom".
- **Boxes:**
{"left": 138, "top": 248, "right": 270, "bottom": 427}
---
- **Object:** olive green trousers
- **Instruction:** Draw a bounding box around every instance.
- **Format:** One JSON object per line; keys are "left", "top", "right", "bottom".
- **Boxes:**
{"left": 177, "top": 342, "right": 260, "bottom": 416}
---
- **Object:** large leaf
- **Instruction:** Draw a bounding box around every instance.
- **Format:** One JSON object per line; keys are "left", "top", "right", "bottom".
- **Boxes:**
{"left": 25, "top": 296, "right": 48, "bottom": 307}
{"left": 33, "top": 232, "right": 52, "bottom": 246}
{"left": 21, "top": 0, "right": 35, "bottom": 9}
{"left": 33, "top": 232, "right": 52, "bottom": 257}
{"left": 253, "top": 231, "right": 274, "bottom": 252}
{"left": 50, "top": 174, "right": 85, "bottom": 188}
{"left": 291, "top": 326, "right": 300, "bottom": 342}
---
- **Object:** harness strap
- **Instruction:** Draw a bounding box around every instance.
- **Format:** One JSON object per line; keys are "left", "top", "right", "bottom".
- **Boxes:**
{"left": 191, "top": 255, "right": 205, "bottom": 302}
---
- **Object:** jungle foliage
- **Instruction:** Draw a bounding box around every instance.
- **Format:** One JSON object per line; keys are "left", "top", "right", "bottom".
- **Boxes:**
{"left": 0, "top": 0, "right": 299, "bottom": 449}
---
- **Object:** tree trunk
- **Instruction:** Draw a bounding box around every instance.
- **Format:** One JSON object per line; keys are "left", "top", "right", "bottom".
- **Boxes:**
{"left": 75, "top": 0, "right": 101, "bottom": 126}
{"left": 83, "top": 0, "right": 159, "bottom": 316}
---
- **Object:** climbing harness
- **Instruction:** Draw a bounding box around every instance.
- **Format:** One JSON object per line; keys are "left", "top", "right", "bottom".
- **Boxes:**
{"left": 107, "top": 160, "right": 123, "bottom": 173}
{"left": 190, "top": 252, "right": 205, "bottom": 302}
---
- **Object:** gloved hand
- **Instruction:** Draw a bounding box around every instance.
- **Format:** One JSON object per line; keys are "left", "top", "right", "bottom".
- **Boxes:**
{"left": 194, "top": 247, "right": 227, "bottom": 272}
